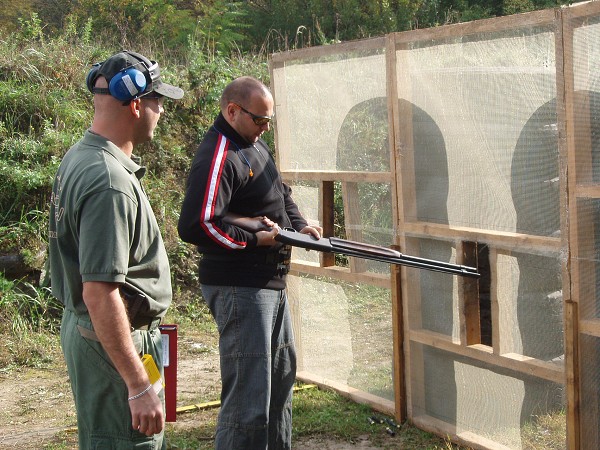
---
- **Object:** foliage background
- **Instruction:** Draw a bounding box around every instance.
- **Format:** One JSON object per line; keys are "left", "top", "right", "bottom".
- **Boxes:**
{"left": 0, "top": 0, "right": 578, "bottom": 361}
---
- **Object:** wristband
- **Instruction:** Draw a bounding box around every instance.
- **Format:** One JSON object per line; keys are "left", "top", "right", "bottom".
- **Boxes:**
{"left": 128, "top": 384, "right": 152, "bottom": 401}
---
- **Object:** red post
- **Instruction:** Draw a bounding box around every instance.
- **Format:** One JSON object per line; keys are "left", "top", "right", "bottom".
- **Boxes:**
{"left": 159, "top": 324, "right": 178, "bottom": 422}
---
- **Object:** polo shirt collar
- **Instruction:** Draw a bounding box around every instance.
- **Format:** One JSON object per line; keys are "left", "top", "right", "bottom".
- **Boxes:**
{"left": 85, "top": 130, "right": 147, "bottom": 179}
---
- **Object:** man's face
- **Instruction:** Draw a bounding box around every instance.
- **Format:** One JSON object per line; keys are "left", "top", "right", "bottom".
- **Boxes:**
{"left": 231, "top": 92, "right": 273, "bottom": 144}
{"left": 137, "top": 95, "right": 164, "bottom": 143}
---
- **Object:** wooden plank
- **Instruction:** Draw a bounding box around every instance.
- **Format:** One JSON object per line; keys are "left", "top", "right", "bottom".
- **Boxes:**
{"left": 579, "top": 319, "right": 600, "bottom": 338}
{"left": 565, "top": 300, "right": 580, "bottom": 450}
{"left": 410, "top": 329, "right": 564, "bottom": 384}
{"left": 575, "top": 184, "right": 600, "bottom": 199}
{"left": 288, "top": 261, "right": 390, "bottom": 289}
{"left": 391, "top": 8, "right": 556, "bottom": 46}
{"left": 459, "top": 241, "right": 481, "bottom": 346}
{"left": 390, "top": 246, "right": 406, "bottom": 422}
{"left": 565, "top": 0, "right": 600, "bottom": 21}
{"left": 320, "top": 181, "right": 335, "bottom": 267}
{"left": 489, "top": 248, "right": 501, "bottom": 355}
{"left": 281, "top": 170, "right": 391, "bottom": 183}
{"left": 386, "top": 33, "right": 406, "bottom": 424}
{"left": 402, "top": 221, "right": 561, "bottom": 255}
{"left": 392, "top": 37, "right": 422, "bottom": 421}
{"left": 296, "top": 370, "right": 395, "bottom": 416}
{"left": 556, "top": 8, "right": 579, "bottom": 449}
{"left": 270, "top": 36, "right": 386, "bottom": 64}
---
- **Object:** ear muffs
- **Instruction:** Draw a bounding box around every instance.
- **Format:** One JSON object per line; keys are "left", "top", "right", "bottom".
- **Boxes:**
{"left": 108, "top": 67, "right": 147, "bottom": 101}
{"left": 85, "top": 54, "right": 151, "bottom": 102}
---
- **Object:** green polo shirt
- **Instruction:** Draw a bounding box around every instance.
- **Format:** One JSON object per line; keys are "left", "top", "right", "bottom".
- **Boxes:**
{"left": 49, "top": 130, "right": 171, "bottom": 318}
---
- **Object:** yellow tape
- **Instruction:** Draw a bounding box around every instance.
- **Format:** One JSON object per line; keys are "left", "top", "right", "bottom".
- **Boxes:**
{"left": 142, "top": 354, "right": 164, "bottom": 392}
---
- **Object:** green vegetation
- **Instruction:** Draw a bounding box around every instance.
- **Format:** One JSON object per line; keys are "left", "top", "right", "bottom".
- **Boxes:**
{"left": 0, "top": 3, "right": 572, "bottom": 448}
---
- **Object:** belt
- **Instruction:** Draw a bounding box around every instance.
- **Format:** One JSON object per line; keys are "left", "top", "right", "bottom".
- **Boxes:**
{"left": 131, "top": 316, "right": 162, "bottom": 331}
{"left": 77, "top": 317, "right": 161, "bottom": 342}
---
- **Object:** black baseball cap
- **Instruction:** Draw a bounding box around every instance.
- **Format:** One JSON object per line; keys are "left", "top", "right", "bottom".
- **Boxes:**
{"left": 86, "top": 50, "right": 184, "bottom": 100}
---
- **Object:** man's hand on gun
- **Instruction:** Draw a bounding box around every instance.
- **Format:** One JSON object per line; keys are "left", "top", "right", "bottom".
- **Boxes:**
{"left": 223, "top": 212, "right": 322, "bottom": 247}
{"left": 299, "top": 224, "right": 323, "bottom": 240}
{"left": 223, "top": 212, "right": 279, "bottom": 246}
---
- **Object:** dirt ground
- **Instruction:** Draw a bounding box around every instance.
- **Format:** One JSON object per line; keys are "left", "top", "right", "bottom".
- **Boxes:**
{"left": 0, "top": 332, "right": 397, "bottom": 449}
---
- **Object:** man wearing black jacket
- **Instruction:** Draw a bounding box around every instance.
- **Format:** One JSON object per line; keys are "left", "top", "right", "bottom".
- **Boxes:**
{"left": 178, "top": 76, "right": 321, "bottom": 449}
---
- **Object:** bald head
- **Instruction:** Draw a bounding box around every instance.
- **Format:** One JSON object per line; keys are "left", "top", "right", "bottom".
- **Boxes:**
{"left": 220, "top": 76, "right": 272, "bottom": 112}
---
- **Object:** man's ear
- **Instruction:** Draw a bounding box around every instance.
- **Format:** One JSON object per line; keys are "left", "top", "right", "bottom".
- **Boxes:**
{"left": 225, "top": 102, "right": 237, "bottom": 121}
{"left": 129, "top": 98, "right": 142, "bottom": 118}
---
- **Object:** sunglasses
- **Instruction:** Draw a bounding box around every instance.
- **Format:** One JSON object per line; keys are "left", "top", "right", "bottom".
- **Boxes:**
{"left": 234, "top": 103, "right": 273, "bottom": 126}
{"left": 139, "top": 91, "right": 165, "bottom": 105}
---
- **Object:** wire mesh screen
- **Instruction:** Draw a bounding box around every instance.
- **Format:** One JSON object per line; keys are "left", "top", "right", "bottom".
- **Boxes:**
{"left": 267, "top": 5, "right": 600, "bottom": 447}
{"left": 271, "top": 44, "right": 388, "bottom": 172}
{"left": 288, "top": 275, "right": 394, "bottom": 401}
{"left": 396, "top": 21, "right": 565, "bottom": 448}
{"left": 411, "top": 343, "right": 564, "bottom": 449}
{"left": 396, "top": 27, "right": 559, "bottom": 234}
{"left": 273, "top": 42, "right": 395, "bottom": 402}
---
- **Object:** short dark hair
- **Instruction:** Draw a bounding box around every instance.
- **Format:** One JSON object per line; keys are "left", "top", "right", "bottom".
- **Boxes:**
{"left": 220, "top": 76, "right": 270, "bottom": 111}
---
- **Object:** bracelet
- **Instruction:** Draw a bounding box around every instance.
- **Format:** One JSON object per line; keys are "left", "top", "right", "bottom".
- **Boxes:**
{"left": 128, "top": 384, "right": 152, "bottom": 402}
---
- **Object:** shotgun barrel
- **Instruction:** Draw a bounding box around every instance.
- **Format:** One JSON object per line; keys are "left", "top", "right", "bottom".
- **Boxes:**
{"left": 275, "top": 228, "right": 480, "bottom": 278}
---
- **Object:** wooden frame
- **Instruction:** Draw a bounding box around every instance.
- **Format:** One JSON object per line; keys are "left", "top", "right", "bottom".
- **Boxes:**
{"left": 269, "top": 2, "right": 600, "bottom": 448}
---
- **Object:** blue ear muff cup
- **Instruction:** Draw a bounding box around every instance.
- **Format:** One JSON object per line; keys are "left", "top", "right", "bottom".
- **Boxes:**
{"left": 108, "top": 67, "right": 147, "bottom": 101}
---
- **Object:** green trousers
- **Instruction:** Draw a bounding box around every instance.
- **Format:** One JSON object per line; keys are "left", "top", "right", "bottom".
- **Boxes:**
{"left": 61, "top": 308, "right": 166, "bottom": 450}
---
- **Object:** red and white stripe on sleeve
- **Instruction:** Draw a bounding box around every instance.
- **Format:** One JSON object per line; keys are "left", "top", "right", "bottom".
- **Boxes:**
{"left": 200, "top": 134, "right": 246, "bottom": 250}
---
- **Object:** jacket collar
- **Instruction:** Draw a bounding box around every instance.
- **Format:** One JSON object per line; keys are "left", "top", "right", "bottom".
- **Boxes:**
{"left": 213, "top": 113, "right": 251, "bottom": 148}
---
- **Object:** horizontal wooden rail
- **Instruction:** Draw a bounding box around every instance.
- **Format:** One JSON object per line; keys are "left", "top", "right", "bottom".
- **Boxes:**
{"left": 289, "top": 261, "right": 391, "bottom": 289}
{"left": 575, "top": 184, "right": 600, "bottom": 199}
{"left": 296, "top": 370, "right": 395, "bottom": 416}
{"left": 579, "top": 319, "right": 600, "bottom": 338}
{"left": 281, "top": 170, "right": 392, "bottom": 183}
{"left": 402, "top": 222, "right": 561, "bottom": 255}
{"left": 410, "top": 329, "right": 564, "bottom": 384}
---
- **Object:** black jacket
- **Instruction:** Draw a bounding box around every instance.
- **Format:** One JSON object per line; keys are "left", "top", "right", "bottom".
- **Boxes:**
{"left": 178, "top": 113, "right": 308, "bottom": 289}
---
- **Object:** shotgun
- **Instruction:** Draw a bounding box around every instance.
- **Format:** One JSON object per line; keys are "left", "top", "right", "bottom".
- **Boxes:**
{"left": 274, "top": 228, "right": 480, "bottom": 278}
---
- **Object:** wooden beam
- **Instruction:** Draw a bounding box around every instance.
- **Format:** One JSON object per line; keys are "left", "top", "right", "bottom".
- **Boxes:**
{"left": 288, "top": 261, "right": 390, "bottom": 289}
{"left": 410, "top": 329, "right": 564, "bottom": 384}
{"left": 296, "top": 370, "right": 395, "bottom": 416}
{"left": 320, "top": 181, "right": 336, "bottom": 267}
{"left": 270, "top": 37, "right": 386, "bottom": 64}
{"left": 390, "top": 8, "right": 556, "bottom": 45}
{"left": 281, "top": 170, "right": 391, "bottom": 183}
{"left": 402, "top": 222, "right": 561, "bottom": 255}
{"left": 390, "top": 246, "right": 406, "bottom": 422}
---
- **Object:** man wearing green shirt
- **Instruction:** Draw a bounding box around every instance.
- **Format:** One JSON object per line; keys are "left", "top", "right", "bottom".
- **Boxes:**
{"left": 48, "top": 51, "right": 183, "bottom": 449}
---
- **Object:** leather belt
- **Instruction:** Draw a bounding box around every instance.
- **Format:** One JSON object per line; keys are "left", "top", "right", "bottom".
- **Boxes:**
{"left": 77, "top": 317, "right": 161, "bottom": 342}
{"left": 131, "top": 316, "right": 162, "bottom": 331}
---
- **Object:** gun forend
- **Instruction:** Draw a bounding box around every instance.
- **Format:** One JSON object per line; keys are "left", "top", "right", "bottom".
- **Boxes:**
{"left": 275, "top": 227, "right": 333, "bottom": 252}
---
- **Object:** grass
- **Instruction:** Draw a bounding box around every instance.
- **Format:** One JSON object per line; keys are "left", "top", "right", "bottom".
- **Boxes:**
{"left": 0, "top": 275, "right": 467, "bottom": 449}
{"left": 0, "top": 277, "right": 569, "bottom": 449}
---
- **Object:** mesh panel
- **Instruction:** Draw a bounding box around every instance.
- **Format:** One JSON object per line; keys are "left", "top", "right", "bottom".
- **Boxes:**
{"left": 397, "top": 22, "right": 565, "bottom": 449}
{"left": 267, "top": 6, "right": 600, "bottom": 448}
{"left": 272, "top": 46, "right": 387, "bottom": 172}
{"left": 396, "top": 26, "right": 558, "bottom": 235}
{"left": 287, "top": 274, "right": 394, "bottom": 401}
{"left": 411, "top": 343, "right": 564, "bottom": 449}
